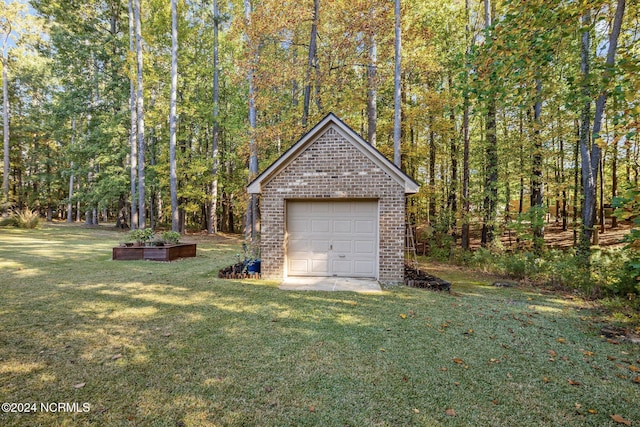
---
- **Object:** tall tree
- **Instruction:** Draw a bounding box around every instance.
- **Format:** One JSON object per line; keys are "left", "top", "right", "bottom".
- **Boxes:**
{"left": 133, "top": 0, "right": 146, "bottom": 229}
{"left": 366, "top": 6, "right": 377, "bottom": 147}
{"left": 169, "top": 0, "right": 179, "bottom": 232}
{"left": 302, "top": 0, "right": 319, "bottom": 128}
{"left": 128, "top": 0, "right": 138, "bottom": 229}
{"left": 481, "top": 0, "right": 498, "bottom": 246}
{"left": 208, "top": 0, "right": 220, "bottom": 235}
{"left": 580, "top": 0, "right": 626, "bottom": 254}
{"left": 393, "top": 0, "right": 401, "bottom": 168}
{"left": 244, "top": 0, "right": 258, "bottom": 240}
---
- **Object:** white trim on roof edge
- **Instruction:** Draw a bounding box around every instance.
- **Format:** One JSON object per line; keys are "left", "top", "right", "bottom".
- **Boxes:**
{"left": 247, "top": 113, "right": 419, "bottom": 194}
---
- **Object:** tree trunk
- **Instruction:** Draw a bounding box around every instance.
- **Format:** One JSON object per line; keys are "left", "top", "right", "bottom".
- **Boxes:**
{"left": 170, "top": 0, "right": 179, "bottom": 232}
{"left": 134, "top": 0, "right": 146, "bottom": 229}
{"left": 302, "top": 0, "right": 319, "bottom": 127}
{"left": 244, "top": 0, "right": 259, "bottom": 240}
{"left": 580, "top": 0, "right": 625, "bottom": 255}
{"left": 208, "top": 0, "right": 220, "bottom": 235}
{"left": 428, "top": 117, "right": 436, "bottom": 219}
{"left": 128, "top": 0, "right": 138, "bottom": 229}
{"left": 67, "top": 117, "right": 76, "bottom": 222}
{"left": 481, "top": 0, "right": 497, "bottom": 247}
{"left": 612, "top": 136, "right": 618, "bottom": 228}
{"left": 461, "top": 0, "right": 471, "bottom": 251}
{"left": 531, "top": 79, "right": 544, "bottom": 252}
{"left": 393, "top": 0, "right": 402, "bottom": 168}
{"left": 2, "top": 32, "right": 9, "bottom": 203}
{"left": 367, "top": 15, "right": 377, "bottom": 146}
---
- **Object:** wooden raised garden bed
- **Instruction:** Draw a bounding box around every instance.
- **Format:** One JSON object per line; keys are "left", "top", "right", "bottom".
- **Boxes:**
{"left": 112, "top": 243, "right": 197, "bottom": 261}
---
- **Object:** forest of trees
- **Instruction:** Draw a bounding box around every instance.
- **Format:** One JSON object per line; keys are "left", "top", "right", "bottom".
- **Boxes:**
{"left": 1, "top": 1, "right": 639, "bottom": 262}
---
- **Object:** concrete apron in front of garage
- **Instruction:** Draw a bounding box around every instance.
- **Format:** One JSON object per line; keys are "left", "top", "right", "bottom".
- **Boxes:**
{"left": 279, "top": 277, "right": 383, "bottom": 293}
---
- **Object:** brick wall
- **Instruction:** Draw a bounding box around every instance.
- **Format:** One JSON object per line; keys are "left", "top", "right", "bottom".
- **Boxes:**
{"left": 260, "top": 126, "right": 406, "bottom": 284}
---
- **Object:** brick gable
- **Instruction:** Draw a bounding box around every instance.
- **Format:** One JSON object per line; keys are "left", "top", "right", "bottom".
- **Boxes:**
{"left": 260, "top": 126, "right": 406, "bottom": 283}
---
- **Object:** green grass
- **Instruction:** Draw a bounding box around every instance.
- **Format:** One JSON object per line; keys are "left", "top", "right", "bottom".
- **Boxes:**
{"left": 1, "top": 223, "right": 639, "bottom": 426}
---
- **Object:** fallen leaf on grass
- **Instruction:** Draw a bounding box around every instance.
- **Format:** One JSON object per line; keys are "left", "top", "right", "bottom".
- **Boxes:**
{"left": 445, "top": 408, "right": 456, "bottom": 417}
{"left": 583, "top": 351, "right": 595, "bottom": 357}
{"left": 632, "top": 376, "right": 640, "bottom": 384}
{"left": 413, "top": 408, "right": 420, "bottom": 414}
{"left": 548, "top": 349, "right": 557, "bottom": 357}
{"left": 610, "top": 414, "right": 631, "bottom": 425}
{"left": 557, "top": 338, "right": 566, "bottom": 343}
{"left": 74, "top": 383, "right": 85, "bottom": 389}
{"left": 542, "top": 377, "right": 550, "bottom": 383}
{"left": 453, "top": 358, "right": 464, "bottom": 365}
{"left": 111, "top": 354, "right": 122, "bottom": 360}
{"left": 608, "top": 355, "right": 618, "bottom": 361}
{"left": 399, "top": 313, "right": 407, "bottom": 319}
{"left": 629, "top": 365, "right": 640, "bottom": 373}
{"left": 568, "top": 379, "right": 581, "bottom": 386}
{"left": 588, "top": 409, "right": 597, "bottom": 414}
{"left": 308, "top": 406, "right": 316, "bottom": 413}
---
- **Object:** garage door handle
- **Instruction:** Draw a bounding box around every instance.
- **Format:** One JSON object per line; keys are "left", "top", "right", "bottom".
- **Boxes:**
{"left": 338, "top": 255, "right": 346, "bottom": 258}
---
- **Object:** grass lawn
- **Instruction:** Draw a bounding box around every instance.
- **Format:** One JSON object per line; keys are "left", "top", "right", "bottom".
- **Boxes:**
{"left": 1, "top": 223, "right": 639, "bottom": 426}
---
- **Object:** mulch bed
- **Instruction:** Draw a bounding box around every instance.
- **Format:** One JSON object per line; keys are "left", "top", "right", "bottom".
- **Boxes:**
{"left": 218, "top": 262, "right": 261, "bottom": 279}
{"left": 404, "top": 264, "right": 451, "bottom": 292}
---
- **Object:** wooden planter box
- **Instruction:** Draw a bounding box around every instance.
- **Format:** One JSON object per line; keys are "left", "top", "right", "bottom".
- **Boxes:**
{"left": 112, "top": 243, "right": 197, "bottom": 261}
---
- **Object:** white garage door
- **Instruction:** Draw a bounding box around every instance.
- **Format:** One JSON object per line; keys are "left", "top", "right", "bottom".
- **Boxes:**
{"left": 286, "top": 200, "right": 378, "bottom": 278}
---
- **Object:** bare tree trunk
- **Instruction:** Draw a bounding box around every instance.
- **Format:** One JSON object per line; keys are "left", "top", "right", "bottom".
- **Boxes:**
{"left": 66, "top": 117, "right": 76, "bottom": 222}
{"left": 208, "top": 0, "right": 221, "bottom": 235}
{"left": 134, "top": 0, "right": 146, "bottom": 229}
{"left": 481, "top": 0, "right": 497, "bottom": 247}
{"left": 531, "top": 79, "right": 544, "bottom": 252}
{"left": 580, "top": 0, "right": 625, "bottom": 254}
{"left": 612, "top": 136, "right": 618, "bottom": 228}
{"left": 2, "top": 28, "right": 10, "bottom": 203}
{"left": 461, "top": 0, "right": 471, "bottom": 251}
{"left": 128, "top": 0, "right": 138, "bottom": 229}
{"left": 367, "top": 13, "right": 377, "bottom": 146}
{"left": 302, "top": 0, "right": 319, "bottom": 127}
{"left": 244, "top": 0, "right": 259, "bottom": 240}
{"left": 393, "top": 0, "right": 402, "bottom": 168}
{"left": 170, "top": 0, "right": 179, "bottom": 232}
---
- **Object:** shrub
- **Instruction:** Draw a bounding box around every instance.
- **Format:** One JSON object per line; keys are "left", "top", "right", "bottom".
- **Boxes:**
{"left": 0, "top": 209, "right": 40, "bottom": 229}
{"left": 161, "top": 231, "right": 181, "bottom": 244}
{"left": 129, "top": 228, "right": 155, "bottom": 245}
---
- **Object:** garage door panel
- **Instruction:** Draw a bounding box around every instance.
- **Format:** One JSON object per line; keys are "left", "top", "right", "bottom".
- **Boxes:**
{"left": 332, "top": 240, "right": 352, "bottom": 253}
{"left": 288, "top": 239, "right": 309, "bottom": 252}
{"left": 287, "top": 201, "right": 377, "bottom": 278}
{"left": 354, "top": 260, "right": 375, "bottom": 275}
{"left": 288, "top": 219, "right": 309, "bottom": 233}
{"left": 311, "top": 239, "right": 330, "bottom": 252}
{"left": 333, "top": 220, "right": 352, "bottom": 233}
{"left": 289, "top": 259, "right": 309, "bottom": 274}
{"left": 311, "top": 219, "right": 330, "bottom": 232}
{"left": 331, "top": 259, "right": 352, "bottom": 275}
{"left": 355, "top": 220, "right": 375, "bottom": 234}
{"left": 354, "top": 240, "right": 375, "bottom": 254}
{"left": 311, "top": 259, "right": 329, "bottom": 273}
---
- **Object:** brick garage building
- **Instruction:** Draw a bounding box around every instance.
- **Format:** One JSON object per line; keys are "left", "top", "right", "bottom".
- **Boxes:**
{"left": 247, "top": 113, "right": 419, "bottom": 284}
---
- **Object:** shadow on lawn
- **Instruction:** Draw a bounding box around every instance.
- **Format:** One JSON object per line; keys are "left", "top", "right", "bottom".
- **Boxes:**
{"left": 2, "top": 226, "right": 639, "bottom": 426}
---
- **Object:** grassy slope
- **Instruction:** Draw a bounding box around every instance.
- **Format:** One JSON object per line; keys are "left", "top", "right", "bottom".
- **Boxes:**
{"left": 0, "top": 223, "right": 638, "bottom": 426}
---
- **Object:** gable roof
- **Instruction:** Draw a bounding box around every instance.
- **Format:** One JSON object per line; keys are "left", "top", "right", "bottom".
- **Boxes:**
{"left": 247, "top": 113, "right": 420, "bottom": 194}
